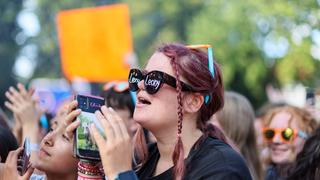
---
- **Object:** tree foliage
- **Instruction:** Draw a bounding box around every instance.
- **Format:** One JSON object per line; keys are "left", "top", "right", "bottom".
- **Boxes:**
{"left": 0, "top": 0, "right": 22, "bottom": 107}
{"left": 2, "top": 0, "right": 320, "bottom": 108}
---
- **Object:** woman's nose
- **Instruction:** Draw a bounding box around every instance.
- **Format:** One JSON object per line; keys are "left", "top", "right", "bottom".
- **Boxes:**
{"left": 272, "top": 133, "right": 282, "bottom": 143}
{"left": 43, "top": 132, "right": 55, "bottom": 147}
{"left": 137, "top": 80, "right": 145, "bottom": 91}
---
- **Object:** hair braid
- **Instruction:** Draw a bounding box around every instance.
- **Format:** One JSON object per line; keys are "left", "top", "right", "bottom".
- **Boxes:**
{"left": 133, "top": 126, "right": 148, "bottom": 169}
{"left": 171, "top": 57, "right": 185, "bottom": 180}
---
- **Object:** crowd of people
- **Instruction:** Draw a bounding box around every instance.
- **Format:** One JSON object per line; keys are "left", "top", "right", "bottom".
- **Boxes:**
{"left": 0, "top": 43, "right": 319, "bottom": 180}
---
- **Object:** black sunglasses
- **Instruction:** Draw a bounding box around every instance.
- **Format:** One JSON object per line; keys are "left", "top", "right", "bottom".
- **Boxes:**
{"left": 128, "top": 69, "right": 195, "bottom": 94}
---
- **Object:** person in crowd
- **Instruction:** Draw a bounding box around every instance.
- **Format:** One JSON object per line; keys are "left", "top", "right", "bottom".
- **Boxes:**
{"left": 30, "top": 116, "right": 79, "bottom": 180}
{"left": 2, "top": 86, "right": 79, "bottom": 180}
{"left": 1, "top": 99, "right": 78, "bottom": 180}
{"left": 262, "top": 105, "right": 317, "bottom": 179}
{"left": 213, "top": 91, "right": 263, "bottom": 180}
{"left": 65, "top": 43, "right": 252, "bottom": 180}
{"left": 254, "top": 102, "right": 286, "bottom": 170}
{"left": 0, "top": 116, "right": 79, "bottom": 180}
{"left": 286, "top": 126, "right": 320, "bottom": 180}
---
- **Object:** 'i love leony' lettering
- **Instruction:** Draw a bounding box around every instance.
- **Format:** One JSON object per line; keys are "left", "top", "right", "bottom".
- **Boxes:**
{"left": 145, "top": 76, "right": 160, "bottom": 89}
{"left": 129, "top": 73, "right": 141, "bottom": 84}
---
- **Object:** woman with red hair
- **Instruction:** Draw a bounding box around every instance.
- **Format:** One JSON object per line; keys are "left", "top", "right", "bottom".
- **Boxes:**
{"left": 66, "top": 43, "right": 252, "bottom": 180}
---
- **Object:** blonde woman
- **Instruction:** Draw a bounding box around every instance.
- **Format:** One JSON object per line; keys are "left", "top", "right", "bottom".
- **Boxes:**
{"left": 214, "top": 91, "right": 263, "bottom": 180}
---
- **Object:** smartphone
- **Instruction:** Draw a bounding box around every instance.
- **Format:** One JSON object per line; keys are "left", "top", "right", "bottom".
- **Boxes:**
{"left": 74, "top": 94, "right": 105, "bottom": 161}
{"left": 316, "top": 89, "right": 320, "bottom": 110}
{"left": 306, "top": 88, "right": 315, "bottom": 106}
{"left": 18, "top": 138, "right": 31, "bottom": 176}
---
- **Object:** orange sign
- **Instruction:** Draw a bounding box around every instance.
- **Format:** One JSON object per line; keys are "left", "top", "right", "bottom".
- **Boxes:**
{"left": 57, "top": 4, "right": 133, "bottom": 82}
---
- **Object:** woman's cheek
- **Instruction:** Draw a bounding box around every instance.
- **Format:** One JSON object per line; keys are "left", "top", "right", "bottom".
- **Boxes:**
{"left": 294, "top": 138, "right": 305, "bottom": 154}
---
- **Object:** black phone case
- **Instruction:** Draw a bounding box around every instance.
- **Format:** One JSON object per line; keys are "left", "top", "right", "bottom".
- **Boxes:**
{"left": 18, "top": 138, "right": 31, "bottom": 176}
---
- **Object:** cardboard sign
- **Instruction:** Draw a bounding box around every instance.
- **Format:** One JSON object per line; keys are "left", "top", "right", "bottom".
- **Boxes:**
{"left": 57, "top": 4, "right": 133, "bottom": 82}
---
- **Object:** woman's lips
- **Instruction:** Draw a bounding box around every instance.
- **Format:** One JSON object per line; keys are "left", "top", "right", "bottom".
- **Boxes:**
{"left": 271, "top": 146, "right": 288, "bottom": 155}
{"left": 39, "top": 148, "right": 51, "bottom": 157}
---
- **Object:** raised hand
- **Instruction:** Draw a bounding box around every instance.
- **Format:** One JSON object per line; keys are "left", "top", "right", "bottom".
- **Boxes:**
{"left": 4, "top": 83, "right": 45, "bottom": 145}
{"left": 90, "top": 106, "right": 133, "bottom": 180}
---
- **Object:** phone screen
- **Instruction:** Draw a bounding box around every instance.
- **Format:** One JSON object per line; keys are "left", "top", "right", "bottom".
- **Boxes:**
{"left": 306, "top": 89, "right": 315, "bottom": 106}
{"left": 75, "top": 94, "right": 105, "bottom": 161}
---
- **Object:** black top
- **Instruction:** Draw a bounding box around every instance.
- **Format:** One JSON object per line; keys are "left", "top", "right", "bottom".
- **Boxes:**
{"left": 137, "top": 136, "right": 252, "bottom": 180}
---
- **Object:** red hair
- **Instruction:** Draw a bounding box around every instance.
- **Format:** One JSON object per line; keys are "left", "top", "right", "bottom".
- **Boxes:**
{"left": 134, "top": 43, "right": 225, "bottom": 180}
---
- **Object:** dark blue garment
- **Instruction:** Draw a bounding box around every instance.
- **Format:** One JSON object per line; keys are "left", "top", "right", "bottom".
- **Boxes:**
{"left": 265, "top": 166, "right": 278, "bottom": 180}
{"left": 137, "top": 136, "right": 252, "bottom": 180}
{"left": 265, "top": 165, "right": 288, "bottom": 180}
{"left": 116, "top": 171, "right": 138, "bottom": 180}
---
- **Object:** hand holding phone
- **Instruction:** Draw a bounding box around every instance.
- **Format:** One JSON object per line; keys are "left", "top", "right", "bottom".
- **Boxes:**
{"left": 17, "top": 138, "right": 31, "bottom": 176}
{"left": 89, "top": 106, "right": 133, "bottom": 180}
{"left": 74, "top": 94, "right": 105, "bottom": 161}
{"left": 1, "top": 146, "right": 34, "bottom": 180}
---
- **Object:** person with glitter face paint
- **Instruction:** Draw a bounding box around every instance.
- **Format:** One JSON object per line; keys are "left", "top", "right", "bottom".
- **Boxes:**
{"left": 65, "top": 43, "right": 252, "bottom": 180}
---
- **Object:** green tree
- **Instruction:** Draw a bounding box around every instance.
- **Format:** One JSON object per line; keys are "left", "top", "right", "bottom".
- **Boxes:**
{"left": 20, "top": 0, "right": 320, "bottom": 108}
{"left": 187, "top": 0, "right": 320, "bottom": 107}
{"left": 0, "top": 0, "right": 22, "bottom": 107}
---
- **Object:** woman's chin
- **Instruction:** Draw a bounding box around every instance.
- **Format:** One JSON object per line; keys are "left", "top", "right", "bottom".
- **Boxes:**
{"left": 133, "top": 112, "right": 148, "bottom": 124}
{"left": 271, "top": 151, "right": 292, "bottom": 164}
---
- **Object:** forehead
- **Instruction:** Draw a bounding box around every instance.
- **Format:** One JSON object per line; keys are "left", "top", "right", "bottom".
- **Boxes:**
{"left": 269, "top": 111, "right": 299, "bottom": 129}
{"left": 145, "top": 52, "right": 174, "bottom": 76}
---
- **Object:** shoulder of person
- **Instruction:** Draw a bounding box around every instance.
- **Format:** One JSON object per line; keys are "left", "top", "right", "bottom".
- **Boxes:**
{"left": 185, "top": 137, "right": 252, "bottom": 180}
{"left": 193, "top": 136, "right": 243, "bottom": 161}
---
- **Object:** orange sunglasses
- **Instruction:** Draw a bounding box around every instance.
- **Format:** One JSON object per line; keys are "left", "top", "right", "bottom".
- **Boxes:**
{"left": 103, "top": 81, "right": 129, "bottom": 92}
{"left": 262, "top": 127, "right": 308, "bottom": 143}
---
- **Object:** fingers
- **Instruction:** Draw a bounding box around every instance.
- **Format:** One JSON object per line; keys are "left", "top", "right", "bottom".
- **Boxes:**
{"left": 101, "top": 106, "right": 124, "bottom": 138}
{"left": 17, "top": 83, "right": 29, "bottom": 100}
{"left": 108, "top": 107, "right": 130, "bottom": 140}
{"left": 64, "top": 101, "right": 80, "bottom": 136}
{"left": 5, "top": 84, "right": 34, "bottom": 114}
{"left": 101, "top": 106, "right": 130, "bottom": 140}
{"left": 67, "top": 100, "right": 78, "bottom": 114}
{"left": 95, "top": 110, "right": 115, "bottom": 140}
{"left": 6, "top": 147, "right": 23, "bottom": 166}
{"left": 28, "top": 87, "right": 35, "bottom": 96}
{"left": 65, "top": 107, "right": 81, "bottom": 137}
{"left": 65, "top": 108, "right": 81, "bottom": 126}
{"left": 89, "top": 124, "right": 107, "bottom": 151}
{"left": 22, "top": 165, "right": 34, "bottom": 179}
{"left": 65, "top": 120, "right": 80, "bottom": 138}
{"left": 5, "top": 90, "right": 20, "bottom": 105}
{"left": 8, "top": 86, "right": 24, "bottom": 103}
{"left": 4, "top": 101, "right": 17, "bottom": 112}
